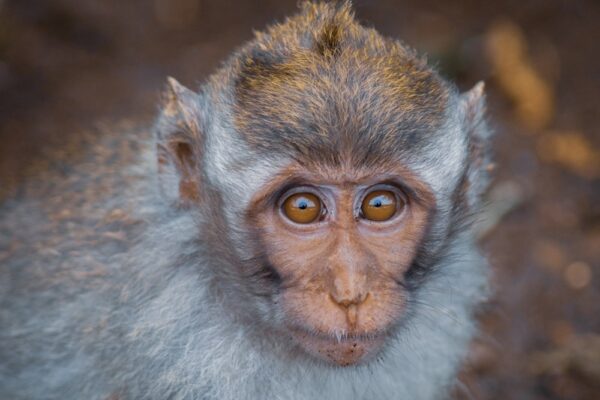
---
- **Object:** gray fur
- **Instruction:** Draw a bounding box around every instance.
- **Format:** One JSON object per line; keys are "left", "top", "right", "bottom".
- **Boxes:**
{"left": 0, "top": 2, "right": 491, "bottom": 399}
{"left": 0, "top": 140, "right": 488, "bottom": 399}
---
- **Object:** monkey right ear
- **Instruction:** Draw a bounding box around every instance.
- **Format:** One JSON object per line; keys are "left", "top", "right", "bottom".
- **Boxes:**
{"left": 155, "top": 77, "right": 203, "bottom": 208}
{"left": 460, "top": 81, "right": 493, "bottom": 207}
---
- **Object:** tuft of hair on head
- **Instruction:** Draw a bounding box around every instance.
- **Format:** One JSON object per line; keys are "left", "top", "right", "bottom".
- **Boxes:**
{"left": 225, "top": 0, "right": 450, "bottom": 169}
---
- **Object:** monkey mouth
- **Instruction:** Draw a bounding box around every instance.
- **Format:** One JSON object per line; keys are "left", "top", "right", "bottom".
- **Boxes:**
{"left": 289, "top": 326, "right": 387, "bottom": 366}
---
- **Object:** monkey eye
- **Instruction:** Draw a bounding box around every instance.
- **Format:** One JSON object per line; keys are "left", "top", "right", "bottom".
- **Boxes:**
{"left": 282, "top": 192, "right": 322, "bottom": 224}
{"left": 360, "top": 190, "right": 402, "bottom": 222}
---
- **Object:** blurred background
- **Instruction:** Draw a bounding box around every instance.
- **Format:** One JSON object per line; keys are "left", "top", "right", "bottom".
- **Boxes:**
{"left": 0, "top": 0, "right": 598, "bottom": 398}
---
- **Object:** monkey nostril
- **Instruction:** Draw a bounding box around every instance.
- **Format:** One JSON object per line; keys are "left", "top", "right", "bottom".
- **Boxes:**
{"left": 359, "top": 291, "right": 368, "bottom": 303}
{"left": 355, "top": 291, "right": 369, "bottom": 305}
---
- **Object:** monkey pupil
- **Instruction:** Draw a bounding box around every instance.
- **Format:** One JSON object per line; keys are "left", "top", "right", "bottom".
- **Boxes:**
{"left": 299, "top": 201, "right": 308, "bottom": 210}
{"left": 374, "top": 200, "right": 382, "bottom": 207}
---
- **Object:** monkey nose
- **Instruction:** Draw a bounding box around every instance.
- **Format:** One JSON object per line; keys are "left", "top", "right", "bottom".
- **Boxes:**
{"left": 330, "top": 275, "right": 369, "bottom": 308}
{"left": 329, "top": 282, "right": 368, "bottom": 328}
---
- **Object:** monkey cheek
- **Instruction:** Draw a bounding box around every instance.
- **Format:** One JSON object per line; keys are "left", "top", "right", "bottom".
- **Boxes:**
{"left": 290, "top": 329, "right": 386, "bottom": 366}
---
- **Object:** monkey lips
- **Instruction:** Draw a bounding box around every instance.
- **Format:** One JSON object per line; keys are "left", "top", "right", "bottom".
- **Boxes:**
{"left": 289, "top": 327, "right": 387, "bottom": 366}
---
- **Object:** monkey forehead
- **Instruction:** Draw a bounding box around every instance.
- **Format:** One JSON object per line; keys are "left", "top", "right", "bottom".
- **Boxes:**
{"left": 228, "top": 62, "right": 462, "bottom": 195}
{"left": 233, "top": 62, "right": 451, "bottom": 165}
{"left": 214, "top": 2, "right": 456, "bottom": 170}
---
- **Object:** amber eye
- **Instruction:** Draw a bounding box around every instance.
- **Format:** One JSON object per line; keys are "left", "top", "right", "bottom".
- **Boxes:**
{"left": 361, "top": 190, "right": 400, "bottom": 221}
{"left": 282, "top": 192, "right": 322, "bottom": 224}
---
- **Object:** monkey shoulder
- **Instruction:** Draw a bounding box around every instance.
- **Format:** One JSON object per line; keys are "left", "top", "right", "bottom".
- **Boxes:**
{"left": 0, "top": 123, "right": 159, "bottom": 297}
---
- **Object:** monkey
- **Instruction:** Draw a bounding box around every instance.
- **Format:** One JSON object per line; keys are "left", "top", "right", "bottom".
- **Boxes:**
{"left": 0, "top": 2, "right": 492, "bottom": 399}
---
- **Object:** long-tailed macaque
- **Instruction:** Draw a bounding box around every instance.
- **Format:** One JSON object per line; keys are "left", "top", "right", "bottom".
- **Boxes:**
{"left": 0, "top": 2, "right": 492, "bottom": 399}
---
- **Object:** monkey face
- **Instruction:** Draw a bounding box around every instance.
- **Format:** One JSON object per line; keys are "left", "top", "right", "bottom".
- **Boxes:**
{"left": 247, "top": 163, "right": 434, "bottom": 366}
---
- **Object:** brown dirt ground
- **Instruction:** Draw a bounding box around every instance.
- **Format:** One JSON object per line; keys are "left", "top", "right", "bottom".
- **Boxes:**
{"left": 1, "top": 1, "right": 599, "bottom": 399}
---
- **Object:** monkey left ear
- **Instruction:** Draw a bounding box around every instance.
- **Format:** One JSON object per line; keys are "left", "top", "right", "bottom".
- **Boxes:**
{"left": 155, "top": 77, "right": 203, "bottom": 208}
{"left": 460, "top": 81, "right": 493, "bottom": 206}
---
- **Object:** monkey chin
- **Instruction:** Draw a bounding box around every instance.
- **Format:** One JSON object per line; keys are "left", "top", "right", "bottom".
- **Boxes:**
{"left": 290, "top": 329, "right": 387, "bottom": 366}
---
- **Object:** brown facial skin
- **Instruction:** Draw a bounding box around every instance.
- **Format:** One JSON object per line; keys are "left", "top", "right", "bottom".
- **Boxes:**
{"left": 247, "top": 162, "right": 434, "bottom": 366}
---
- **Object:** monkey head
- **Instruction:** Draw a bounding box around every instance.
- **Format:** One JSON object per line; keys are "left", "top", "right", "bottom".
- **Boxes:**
{"left": 155, "top": 2, "right": 490, "bottom": 367}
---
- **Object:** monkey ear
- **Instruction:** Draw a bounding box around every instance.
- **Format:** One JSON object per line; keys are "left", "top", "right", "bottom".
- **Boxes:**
{"left": 155, "top": 77, "right": 203, "bottom": 208}
{"left": 460, "top": 81, "right": 493, "bottom": 206}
